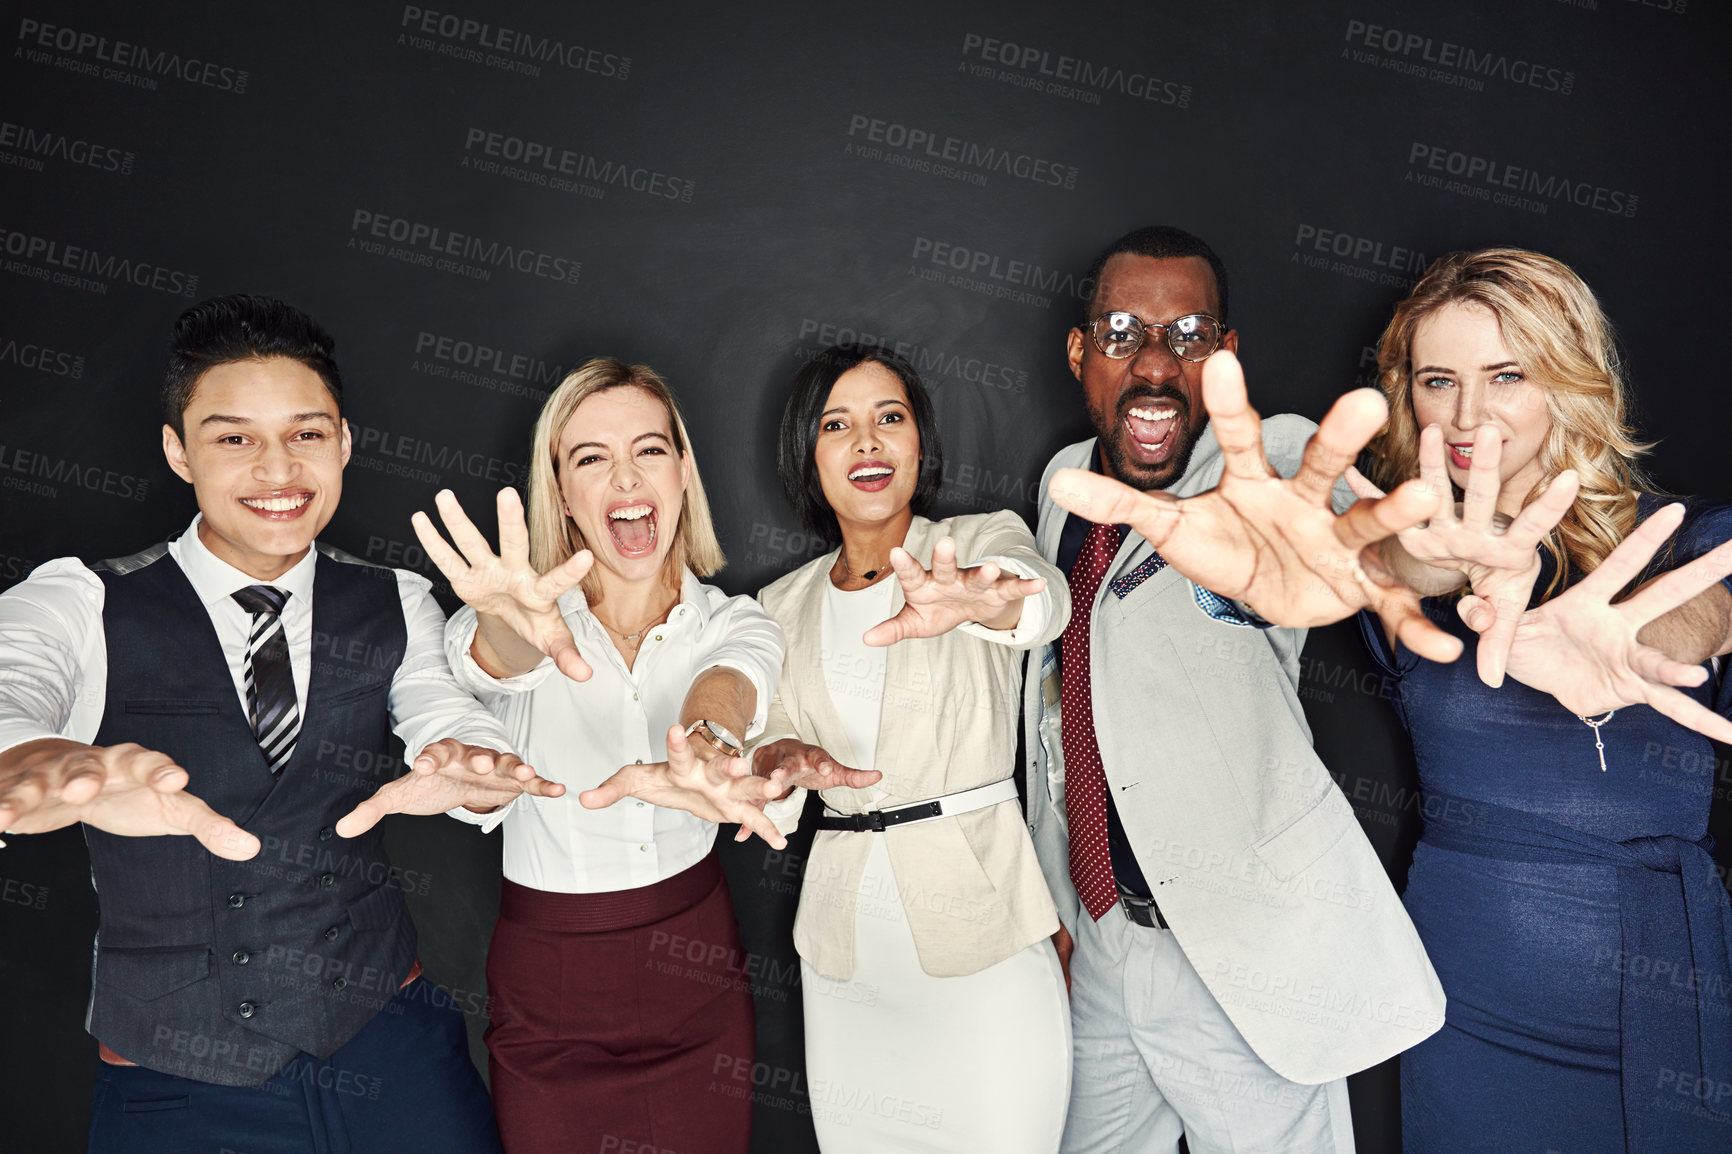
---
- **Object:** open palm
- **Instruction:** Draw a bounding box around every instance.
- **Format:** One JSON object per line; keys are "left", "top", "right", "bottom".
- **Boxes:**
{"left": 1049, "top": 350, "right": 1461, "bottom": 663}
{"left": 1345, "top": 424, "right": 1581, "bottom": 686}
{"left": 412, "top": 487, "right": 594, "bottom": 681}
{"left": 862, "top": 537, "right": 1046, "bottom": 646}
{"left": 1464, "top": 503, "right": 1732, "bottom": 743}
{"left": 580, "top": 726, "right": 789, "bottom": 848}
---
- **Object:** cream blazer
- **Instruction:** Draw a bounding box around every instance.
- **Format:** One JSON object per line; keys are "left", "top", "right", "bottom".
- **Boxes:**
{"left": 757, "top": 511, "right": 1070, "bottom": 981}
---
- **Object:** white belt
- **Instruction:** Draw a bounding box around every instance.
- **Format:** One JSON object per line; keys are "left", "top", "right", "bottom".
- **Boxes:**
{"left": 816, "top": 778, "right": 1019, "bottom": 832}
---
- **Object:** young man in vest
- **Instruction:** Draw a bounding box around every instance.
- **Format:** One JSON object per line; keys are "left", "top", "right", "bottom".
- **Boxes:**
{"left": 0, "top": 294, "right": 562, "bottom": 1153}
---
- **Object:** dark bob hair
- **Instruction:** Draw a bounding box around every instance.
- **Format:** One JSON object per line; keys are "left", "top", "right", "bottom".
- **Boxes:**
{"left": 162, "top": 294, "right": 343, "bottom": 438}
{"left": 777, "top": 342, "right": 944, "bottom": 544}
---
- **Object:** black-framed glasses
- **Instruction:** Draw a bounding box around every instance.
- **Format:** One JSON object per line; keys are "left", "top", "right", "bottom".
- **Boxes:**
{"left": 1086, "top": 311, "right": 1224, "bottom": 362}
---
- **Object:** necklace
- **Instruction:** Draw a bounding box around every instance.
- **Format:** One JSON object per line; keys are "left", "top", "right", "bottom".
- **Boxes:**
{"left": 1577, "top": 710, "right": 1616, "bottom": 773}
{"left": 593, "top": 602, "right": 673, "bottom": 646}
{"left": 838, "top": 549, "right": 888, "bottom": 584}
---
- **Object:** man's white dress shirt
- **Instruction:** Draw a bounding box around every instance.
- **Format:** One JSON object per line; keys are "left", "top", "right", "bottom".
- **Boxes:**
{"left": 0, "top": 516, "right": 514, "bottom": 764}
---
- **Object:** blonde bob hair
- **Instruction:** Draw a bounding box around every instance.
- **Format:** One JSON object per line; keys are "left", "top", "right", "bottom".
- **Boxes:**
{"left": 526, "top": 357, "right": 724, "bottom": 603}
{"left": 1366, "top": 247, "right": 1655, "bottom": 599}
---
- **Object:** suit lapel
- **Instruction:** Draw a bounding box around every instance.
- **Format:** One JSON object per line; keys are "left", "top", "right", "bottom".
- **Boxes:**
{"left": 786, "top": 547, "right": 860, "bottom": 769}
{"left": 870, "top": 517, "right": 926, "bottom": 776}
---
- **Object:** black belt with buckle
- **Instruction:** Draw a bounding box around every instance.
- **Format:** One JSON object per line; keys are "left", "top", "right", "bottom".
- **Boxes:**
{"left": 815, "top": 800, "right": 944, "bottom": 832}
{"left": 1119, "top": 888, "right": 1168, "bottom": 929}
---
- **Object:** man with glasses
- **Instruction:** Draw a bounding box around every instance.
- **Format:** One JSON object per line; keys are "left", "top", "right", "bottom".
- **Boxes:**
{"left": 1020, "top": 227, "right": 1447, "bottom": 1153}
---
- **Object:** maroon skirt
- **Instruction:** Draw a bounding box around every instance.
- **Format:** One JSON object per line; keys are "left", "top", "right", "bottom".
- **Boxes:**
{"left": 485, "top": 851, "right": 755, "bottom": 1154}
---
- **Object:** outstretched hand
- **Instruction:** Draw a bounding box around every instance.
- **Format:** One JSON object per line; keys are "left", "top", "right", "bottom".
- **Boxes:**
{"left": 336, "top": 739, "right": 564, "bottom": 838}
{"left": 412, "top": 487, "right": 594, "bottom": 682}
{"left": 0, "top": 739, "right": 259, "bottom": 860}
{"left": 1345, "top": 424, "right": 1580, "bottom": 686}
{"left": 751, "top": 739, "right": 881, "bottom": 796}
{"left": 580, "top": 725, "right": 792, "bottom": 849}
{"left": 1048, "top": 350, "right": 1461, "bottom": 663}
{"left": 1463, "top": 503, "right": 1732, "bottom": 743}
{"left": 862, "top": 537, "right": 1047, "bottom": 646}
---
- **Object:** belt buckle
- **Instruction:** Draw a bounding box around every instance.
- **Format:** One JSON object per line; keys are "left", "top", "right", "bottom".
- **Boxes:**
{"left": 865, "top": 809, "right": 887, "bottom": 833}
{"left": 1120, "top": 893, "right": 1160, "bottom": 929}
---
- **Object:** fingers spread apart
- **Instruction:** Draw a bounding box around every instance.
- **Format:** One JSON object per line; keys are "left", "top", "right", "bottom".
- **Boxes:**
{"left": 1290, "top": 388, "right": 1390, "bottom": 506}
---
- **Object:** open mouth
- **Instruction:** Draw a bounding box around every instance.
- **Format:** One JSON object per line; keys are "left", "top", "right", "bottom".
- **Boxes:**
{"left": 847, "top": 462, "right": 895, "bottom": 492}
{"left": 240, "top": 491, "right": 313, "bottom": 520}
{"left": 1447, "top": 442, "right": 1477, "bottom": 469}
{"left": 606, "top": 502, "right": 658, "bottom": 557}
{"left": 1122, "top": 404, "right": 1181, "bottom": 464}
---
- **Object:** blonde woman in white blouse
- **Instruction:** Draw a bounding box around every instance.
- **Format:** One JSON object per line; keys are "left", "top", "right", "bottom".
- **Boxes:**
{"left": 752, "top": 344, "right": 1073, "bottom": 1153}
{"left": 411, "top": 359, "right": 867, "bottom": 1154}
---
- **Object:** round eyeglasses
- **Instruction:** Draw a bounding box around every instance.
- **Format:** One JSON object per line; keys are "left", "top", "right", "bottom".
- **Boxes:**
{"left": 1087, "top": 311, "right": 1224, "bottom": 362}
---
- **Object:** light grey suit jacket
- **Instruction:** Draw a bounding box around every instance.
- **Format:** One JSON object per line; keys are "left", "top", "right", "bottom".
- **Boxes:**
{"left": 1021, "top": 422, "right": 1445, "bottom": 1086}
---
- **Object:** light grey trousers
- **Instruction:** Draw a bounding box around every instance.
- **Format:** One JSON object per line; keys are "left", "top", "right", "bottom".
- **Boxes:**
{"left": 1060, "top": 906, "right": 1356, "bottom": 1154}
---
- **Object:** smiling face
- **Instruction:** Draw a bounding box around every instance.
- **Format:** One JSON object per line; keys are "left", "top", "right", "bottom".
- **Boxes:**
{"left": 1408, "top": 301, "right": 1553, "bottom": 513}
{"left": 1068, "top": 253, "right": 1237, "bottom": 491}
{"left": 162, "top": 356, "right": 350, "bottom": 581}
{"left": 554, "top": 385, "right": 689, "bottom": 587}
{"left": 813, "top": 361, "right": 921, "bottom": 535}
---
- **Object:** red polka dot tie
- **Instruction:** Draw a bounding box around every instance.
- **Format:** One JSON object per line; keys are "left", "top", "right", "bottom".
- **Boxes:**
{"left": 1061, "top": 519, "right": 1121, "bottom": 921}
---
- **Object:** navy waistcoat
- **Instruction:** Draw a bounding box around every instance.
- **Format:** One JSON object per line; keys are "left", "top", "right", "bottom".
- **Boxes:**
{"left": 86, "top": 540, "right": 417, "bottom": 1086}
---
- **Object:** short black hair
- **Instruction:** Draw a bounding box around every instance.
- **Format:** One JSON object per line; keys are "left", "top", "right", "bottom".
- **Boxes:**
{"left": 162, "top": 294, "right": 342, "bottom": 438}
{"left": 1081, "top": 226, "right": 1230, "bottom": 329}
{"left": 777, "top": 343, "right": 944, "bottom": 544}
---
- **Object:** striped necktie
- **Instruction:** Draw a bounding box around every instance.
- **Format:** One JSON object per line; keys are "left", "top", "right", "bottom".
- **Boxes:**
{"left": 232, "top": 585, "right": 299, "bottom": 774}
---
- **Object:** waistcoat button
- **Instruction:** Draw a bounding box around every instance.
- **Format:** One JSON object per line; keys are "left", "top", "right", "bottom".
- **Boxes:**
{"left": 324, "top": 927, "right": 340, "bottom": 942}
{"left": 227, "top": 893, "right": 245, "bottom": 908}
{"left": 318, "top": 827, "right": 335, "bottom": 842}
{"left": 318, "top": 873, "right": 335, "bottom": 887}
{"left": 237, "top": 1002, "right": 256, "bottom": 1018}
{"left": 232, "top": 951, "right": 250, "bottom": 965}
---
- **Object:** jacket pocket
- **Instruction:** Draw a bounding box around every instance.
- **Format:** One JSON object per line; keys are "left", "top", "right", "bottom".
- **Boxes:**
{"left": 95, "top": 945, "right": 212, "bottom": 1001}
{"left": 315, "top": 681, "right": 388, "bottom": 708}
{"left": 1250, "top": 788, "right": 1355, "bottom": 882}
{"left": 122, "top": 700, "right": 221, "bottom": 715}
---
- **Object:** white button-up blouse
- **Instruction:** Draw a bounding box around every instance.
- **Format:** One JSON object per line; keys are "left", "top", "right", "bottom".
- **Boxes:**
{"left": 445, "top": 569, "right": 784, "bottom": 894}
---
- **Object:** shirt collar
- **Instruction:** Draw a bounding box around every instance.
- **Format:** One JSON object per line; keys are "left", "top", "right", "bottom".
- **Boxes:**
{"left": 172, "top": 514, "right": 318, "bottom": 612}
{"left": 558, "top": 565, "right": 709, "bottom": 638}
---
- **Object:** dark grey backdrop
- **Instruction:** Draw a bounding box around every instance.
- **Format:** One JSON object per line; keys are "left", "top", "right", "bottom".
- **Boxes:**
{"left": 1, "top": 2, "right": 1726, "bottom": 1152}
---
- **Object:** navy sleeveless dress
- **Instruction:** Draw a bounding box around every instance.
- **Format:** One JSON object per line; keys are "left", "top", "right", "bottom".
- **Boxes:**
{"left": 1359, "top": 497, "right": 1732, "bottom": 1153}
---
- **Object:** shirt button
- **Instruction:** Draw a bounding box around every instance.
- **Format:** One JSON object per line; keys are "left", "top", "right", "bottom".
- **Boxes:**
{"left": 324, "top": 927, "right": 340, "bottom": 943}
{"left": 237, "top": 1002, "right": 256, "bottom": 1019}
{"left": 227, "top": 893, "right": 245, "bottom": 909}
{"left": 639, "top": 844, "right": 650, "bottom": 853}
{"left": 332, "top": 977, "right": 348, "bottom": 992}
{"left": 632, "top": 692, "right": 638, "bottom": 701}
{"left": 634, "top": 759, "right": 643, "bottom": 765}
{"left": 318, "top": 827, "right": 334, "bottom": 842}
{"left": 636, "top": 801, "right": 646, "bottom": 808}
{"left": 232, "top": 950, "right": 250, "bottom": 966}
{"left": 318, "top": 873, "right": 335, "bottom": 888}
{"left": 652, "top": 634, "right": 662, "bottom": 642}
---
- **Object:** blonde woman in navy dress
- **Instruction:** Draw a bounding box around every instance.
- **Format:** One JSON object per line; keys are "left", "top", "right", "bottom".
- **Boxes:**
{"left": 1344, "top": 249, "right": 1732, "bottom": 1153}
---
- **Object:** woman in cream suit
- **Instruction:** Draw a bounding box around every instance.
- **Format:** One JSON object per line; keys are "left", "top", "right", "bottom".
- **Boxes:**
{"left": 753, "top": 343, "right": 1073, "bottom": 1152}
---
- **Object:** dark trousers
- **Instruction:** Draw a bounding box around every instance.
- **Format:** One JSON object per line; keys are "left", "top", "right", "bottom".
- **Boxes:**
{"left": 88, "top": 977, "right": 502, "bottom": 1154}
{"left": 486, "top": 853, "right": 754, "bottom": 1154}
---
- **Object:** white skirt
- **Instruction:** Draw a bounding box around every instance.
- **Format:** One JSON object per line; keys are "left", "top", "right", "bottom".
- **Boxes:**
{"left": 801, "top": 836, "right": 1072, "bottom": 1153}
